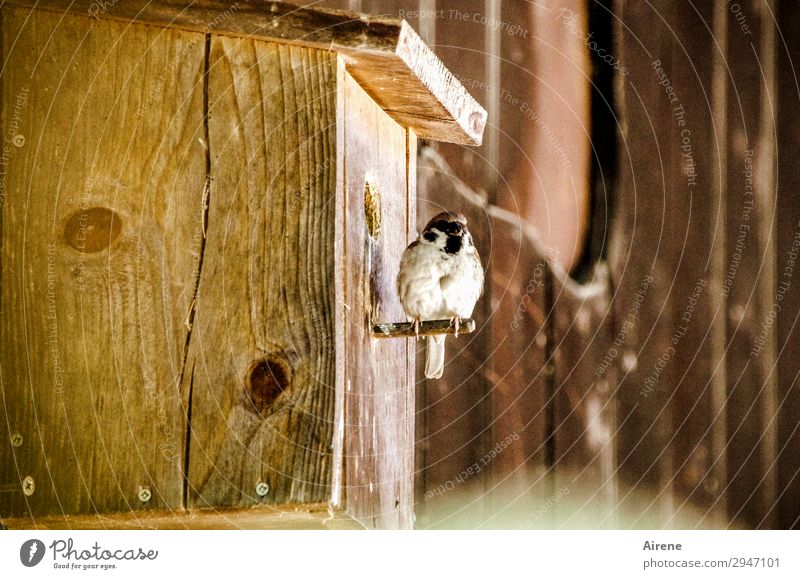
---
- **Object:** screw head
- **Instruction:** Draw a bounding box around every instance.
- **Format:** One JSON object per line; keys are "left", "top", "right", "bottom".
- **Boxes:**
{"left": 138, "top": 487, "right": 152, "bottom": 503}
{"left": 255, "top": 481, "right": 269, "bottom": 497}
{"left": 10, "top": 433, "right": 23, "bottom": 447}
{"left": 22, "top": 475, "right": 35, "bottom": 496}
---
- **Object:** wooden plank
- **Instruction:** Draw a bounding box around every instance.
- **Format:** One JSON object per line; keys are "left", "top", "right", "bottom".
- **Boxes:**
{"left": 2, "top": 503, "right": 362, "bottom": 530}
{"left": 718, "top": 0, "right": 779, "bottom": 529}
{"left": 611, "top": 0, "right": 679, "bottom": 528}
{"left": 6, "top": 0, "right": 402, "bottom": 50}
{"left": 343, "top": 19, "right": 487, "bottom": 145}
{"left": 336, "top": 58, "right": 415, "bottom": 529}
{"left": 0, "top": 9, "right": 206, "bottom": 517}
{"left": 7, "top": 0, "right": 487, "bottom": 146}
{"left": 551, "top": 268, "right": 617, "bottom": 528}
{"left": 184, "top": 38, "right": 337, "bottom": 508}
{"left": 482, "top": 204, "right": 552, "bottom": 528}
{"left": 662, "top": 0, "right": 727, "bottom": 526}
{"left": 774, "top": 0, "right": 800, "bottom": 530}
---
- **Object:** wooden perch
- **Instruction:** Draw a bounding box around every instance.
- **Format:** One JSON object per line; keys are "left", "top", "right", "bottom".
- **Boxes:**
{"left": 6, "top": 0, "right": 487, "bottom": 146}
{"left": 372, "top": 318, "right": 476, "bottom": 339}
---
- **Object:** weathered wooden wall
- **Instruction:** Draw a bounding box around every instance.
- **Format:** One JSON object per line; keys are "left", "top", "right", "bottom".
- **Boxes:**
{"left": 308, "top": 0, "right": 800, "bottom": 530}
{"left": 611, "top": 0, "right": 794, "bottom": 530}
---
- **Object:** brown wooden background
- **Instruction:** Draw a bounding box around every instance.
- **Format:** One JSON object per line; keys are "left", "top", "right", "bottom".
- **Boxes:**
{"left": 295, "top": 0, "right": 800, "bottom": 529}
{"left": 1, "top": 0, "right": 798, "bottom": 530}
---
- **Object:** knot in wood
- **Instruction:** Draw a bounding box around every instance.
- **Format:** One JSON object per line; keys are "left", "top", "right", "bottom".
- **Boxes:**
{"left": 64, "top": 207, "right": 122, "bottom": 252}
{"left": 245, "top": 354, "right": 293, "bottom": 416}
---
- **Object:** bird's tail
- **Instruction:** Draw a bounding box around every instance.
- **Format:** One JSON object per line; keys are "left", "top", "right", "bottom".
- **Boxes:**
{"left": 425, "top": 335, "right": 446, "bottom": 379}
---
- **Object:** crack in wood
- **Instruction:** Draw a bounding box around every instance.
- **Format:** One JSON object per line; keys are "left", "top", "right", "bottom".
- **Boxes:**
{"left": 176, "top": 32, "right": 212, "bottom": 511}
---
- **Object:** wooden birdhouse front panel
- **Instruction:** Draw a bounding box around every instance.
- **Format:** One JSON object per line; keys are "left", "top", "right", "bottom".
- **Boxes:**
{"left": 0, "top": 1, "right": 485, "bottom": 528}
{"left": 185, "top": 38, "right": 338, "bottom": 509}
{"left": 0, "top": 8, "right": 207, "bottom": 517}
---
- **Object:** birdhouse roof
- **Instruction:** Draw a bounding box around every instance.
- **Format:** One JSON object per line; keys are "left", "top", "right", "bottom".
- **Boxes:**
{"left": 9, "top": 0, "right": 487, "bottom": 146}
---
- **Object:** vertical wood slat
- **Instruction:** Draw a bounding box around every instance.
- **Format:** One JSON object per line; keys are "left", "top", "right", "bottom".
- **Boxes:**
{"left": 775, "top": 0, "right": 800, "bottom": 531}
{"left": 336, "top": 58, "right": 415, "bottom": 529}
{"left": 483, "top": 205, "right": 551, "bottom": 527}
{"left": 411, "top": 0, "right": 499, "bottom": 528}
{"left": 551, "top": 270, "right": 617, "bottom": 528}
{"left": 499, "top": 0, "right": 591, "bottom": 273}
{"left": 612, "top": 0, "right": 680, "bottom": 528}
{"left": 185, "top": 37, "right": 337, "bottom": 508}
{"left": 719, "top": 0, "right": 779, "bottom": 529}
{"left": 0, "top": 8, "right": 206, "bottom": 517}
{"left": 752, "top": 0, "right": 779, "bottom": 530}
{"left": 663, "top": 0, "right": 726, "bottom": 526}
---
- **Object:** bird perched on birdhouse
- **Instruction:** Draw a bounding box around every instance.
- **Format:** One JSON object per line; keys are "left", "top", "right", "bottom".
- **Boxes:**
{"left": 0, "top": 0, "right": 486, "bottom": 530}
{"left": 397, "top": 211, "right": 484, "bottom": 379}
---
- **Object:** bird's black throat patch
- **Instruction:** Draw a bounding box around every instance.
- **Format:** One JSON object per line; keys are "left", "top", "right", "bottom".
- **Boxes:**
{"left": 444, "top": 234, "right": 462, "bottom": 254}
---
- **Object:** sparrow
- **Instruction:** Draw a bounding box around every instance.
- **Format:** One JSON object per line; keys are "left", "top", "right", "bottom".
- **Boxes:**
{"left": 396, "top": 211, "right": 484, "bottom": 379}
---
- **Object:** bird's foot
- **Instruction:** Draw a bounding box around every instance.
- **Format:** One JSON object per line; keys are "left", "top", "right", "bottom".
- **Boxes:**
{"left": 451, "top": 315, "right": 462, "bottom": 337}
{"left": 413, "top": 318, "right": 421, "bottom": 340}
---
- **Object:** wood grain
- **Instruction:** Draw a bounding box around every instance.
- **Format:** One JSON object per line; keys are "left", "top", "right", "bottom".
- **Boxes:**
{"left": 663, "top": 0, "right": 727, "bottom": 526}
{"left": 611, "top": 0, "right": 679, "bottom": 528}
{"left": 717, "top": 0, "right": 779, "bottom": 529}
{"left": 551, "top": 267, "right": 617, "bottom": 528}
{"left": 7, "top": 0, "right": 487, "bottom": 146}
{"left": 183, "top": 37, "right": 337, "bottom": 508}
{"left": 776, "top": 0, "right": 800, "bottom": 531}
{"left": 2, "top": 503, "right": 362, "bottom": 530}
{"left": 334, "top": 59, "right": 415, "bottom": 529}
{"left": 0, "top": 9, "right": 206, "bottom": 518}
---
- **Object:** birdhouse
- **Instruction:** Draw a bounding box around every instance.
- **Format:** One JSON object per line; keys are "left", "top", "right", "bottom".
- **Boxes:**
{"left": 0, "top": 1, "right": 485, "bottom": 529}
